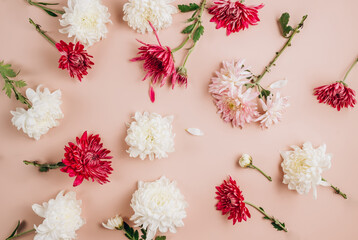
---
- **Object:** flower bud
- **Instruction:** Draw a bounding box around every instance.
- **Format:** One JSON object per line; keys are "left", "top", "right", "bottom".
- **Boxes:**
{"left": 102, "top": 215, "right": 124, "bottom": 230}
{"left": 238, "top": 154, "right": 252, "bottom": 168}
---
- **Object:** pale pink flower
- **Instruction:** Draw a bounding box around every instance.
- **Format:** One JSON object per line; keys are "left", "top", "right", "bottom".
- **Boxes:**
{"left": 209, "top": 60, "right": 252, "bottom": 95}
{"left": 213, "top": 86, "right": 259, "bottom": 128}
{"left": 256, "top": 92, "right": 289, "bottom": 128}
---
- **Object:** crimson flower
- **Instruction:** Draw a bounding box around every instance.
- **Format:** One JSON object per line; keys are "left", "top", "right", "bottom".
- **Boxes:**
{"left": 208, "top": 0, "right": 264, "bottom": 36}
{"left": 176, "top": 67, "right": 188, "bottom": 88}
{"left": 131, "top": 21, "right": 176, "bottom": 102}
{"left": 215, "top": 176, "right": 251, "bottom": 224}
{"left": 61, "top": 131, "right": 113, "bottom": 187}
{"left": 56, "top": 40, "right": 94, "bottom": 82}
{"left": 314, "top": 82, "right": 356, "bottom": 111}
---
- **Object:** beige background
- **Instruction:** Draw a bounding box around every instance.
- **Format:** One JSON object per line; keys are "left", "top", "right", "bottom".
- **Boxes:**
{"left": 1, "top": 0, "right": 358, "bottom": 239}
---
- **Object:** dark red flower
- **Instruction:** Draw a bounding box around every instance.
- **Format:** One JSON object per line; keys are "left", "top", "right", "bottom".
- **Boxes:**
{"left": 131, "top": 21, "right": 176, "bottom": 102}
{"left": 176, "top": 67, "right": 188, "bottom": 88}
{"left": 208, "top": 0, "right": 264, "bottom": 36}
{"left": 314, "top": 82, "right": 356, "bottom": 111}
{"left": 56, "top": 40, "right": 94, "bottom": 81}
{"left": 61, "top": 131, "right": 113, "bottom": 187}
{"left": 215, "top": 176, "right": 251, "bottom": 224}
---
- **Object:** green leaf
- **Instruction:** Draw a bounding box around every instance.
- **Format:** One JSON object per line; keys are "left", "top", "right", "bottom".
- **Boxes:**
{"left": 182, "top": 23, "right": 196, "bottom": 34}
{"left": 4, "top": 82, "right": 12, "bottom": 98}
{"left": 0, "top": 63, "right": 17, "bottom": 78}
{"left": 260, "top": 89, "right": 271, "bottom": 99}
{"left": 279, "top": 13, "right": 293, "bottom": 37}
{"left": 271, "top": 219, "right": 286, "bottom": 231}
{"left": 178, "top": 3, "right": 199, "bottom": 12}
{"left": 6, "top": 221, "right": 21, "bottom": 240}
{"left": 140, "top": 228, "right": 147, "bottom": 240}
{"left": 155, "top": 237, "right": 166, "bottom": 240}
{"left": 37, "top": 2, "right": 60, "bottom": 5}
{"left": 186, "top": 17, "right": 196, "bottom": 22}
{"left": 44, "top": 9, "right": 58, "bottom": 17}
{"left": 193, "top": 25, "right": 204, "bottom": 42}
{"left": 134, "top": 230, "right": 139, "bottom": 240}
{"left": 14, "top": 80, "right": 27, "bottom": 88}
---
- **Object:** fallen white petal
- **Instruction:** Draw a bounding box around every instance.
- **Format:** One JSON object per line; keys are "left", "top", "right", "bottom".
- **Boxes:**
{"left": 185, "top": 128, "right": 204, "bottom": 136}
{"left": 269, "top": 79, "right": 288, "bottom": 89}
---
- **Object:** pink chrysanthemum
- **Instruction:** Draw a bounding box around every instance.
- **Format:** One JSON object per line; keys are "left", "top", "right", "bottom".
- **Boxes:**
{"left": 256, "top": 92, "right": 289, "bottom": 128}
{"left": 215, "top": 176, "right": 251, "bottom": 225}
{"left": 61, "top": 131, "right": 113, "bottom": 187}
{"left": 314, "top": 82, "right": 356, "bottom": 111}
{"left": 131, "top": 22, "right": 176, "bottom": 102}
{"left": 212, "top": 86, "right": 259, "bottom": 128}
{"left": 208, "top": 0, "right": 264, "bottom": 36}
{"left": 56, "top": 40, "right": 94, "bottom": 81}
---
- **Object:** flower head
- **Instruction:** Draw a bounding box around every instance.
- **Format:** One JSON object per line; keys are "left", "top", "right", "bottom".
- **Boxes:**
{"left": 59, "top": 0, "right": 111, "bottom": 46}
{"left": 11, "top": 86, "right": 63, "bottom": 140}
{"left": 256, "top": 92, "right": 289, "bottom": 128}
{"left": 280, "top": 142, "right": 332, "bottom": 199}
{"left": 314, "top": 82, "right": 356, "bottom": 111}
{"left": 176, "top": 67, "right": 188, "bottom": 88}
{"left": 130, "top": 176, "right": 187, "bottom": 240}
{"left": 61, "top": 131, "right": 113, "bottom": 187}
{"left": 56, "top": 40, "right": 94, "bottom": 81}
{"left": 238, "top": 153, "right": 252, "bottom": 167}
{"left": 131, "top": 22, "right": 176, "bottom": 102}
{"left": 32, "top": 190, "right": 85, "bottom": 240}
{"left": 102, "top": 215, "right": 124, "bottom": 230}
{"left": 212, "top": 86, "right": 259, "bottom": 128}
{"left": 125, "top": 112, "right": 175, "bottom": 160}
{"left": 123, "top": 0, "right": 177, "bottom": 33}
{"left": 215, "top": 176, "right": 251, "bottom": 224}
{"left": 209, "top": 60, "right": 252, "bottom": 95}
{"left": 208, "top": 0, "right": 264, "bottom": 36}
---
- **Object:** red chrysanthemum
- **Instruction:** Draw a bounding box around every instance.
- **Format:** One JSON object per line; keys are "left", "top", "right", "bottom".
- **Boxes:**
{"left": 56, "top": 40, "right": 94, "bottom": 82}
{"left": 208, "top": 0, "right": 264, "bottom": 36}
{"left": 215, "top": 176, "right": 251, "bottom": 224}
{"left": 175, "top": 67, "right": 188, "bottom": 88}
{"left": 314, "top": 82, "right": 356, "bottom": 111}
{"left": 131, "top": 21, "right": 176, "bottom": 102}
{"left": 61, "top": 131, "right": 113, "bottom": 187}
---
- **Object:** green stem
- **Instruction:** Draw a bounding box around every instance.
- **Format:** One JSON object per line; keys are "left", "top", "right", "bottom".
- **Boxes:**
{"left": 28, "top": 18, "right": 57, "bottom": 46}
{"left": 342, "top": 57, "right": 358, "bottom": 82}
{"left": 27, "top": 0, "right": 65, "bottom": 14}
{"left": 244, "top": 201, "right": 288, "bottom": 232}
{"left": 249, "top": 164, "right": 272, "bottom": 181}
{"left": 172, "top": 35, "right": 191, "bottom": 53}
{"left": 6, "top": 228, "right": 35, "bottom": 240}
{"left": 254, "top": 15, "right": 307, "bottom": 85}
{"left": 322, "top": 178, "right": 347, "bottom": 199}
{"left": 23, "top": 160, "right": 65, "bottom": 172}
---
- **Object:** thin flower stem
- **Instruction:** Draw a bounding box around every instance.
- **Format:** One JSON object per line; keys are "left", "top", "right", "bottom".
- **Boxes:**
{"left": 182, "top": 42, "right": 197, "bottom": 67}
{"left": 244, "top": 201, "right": 288, "bottom": 232}
{"left": 148, "top": 21, "right": 162, "bottom": 47}
{"left": 254, "top": 15, "right": 308, "bottom": 85}
{"left": 23, "top": 160, "right": 65, "bottom": 172}
{"left": 172, "top": 35, "right": 191, "bottom": 53}
{"left": 27, "top": 0, "right": 65, "bottom": 14}
{"left": 342, "top": 57, "right": 358, "bottom": 82}
{"left": 322, "top": 178, "right": 347, "bottom": 199}
{"left": 28, "top": 18, "right": 57, "bottom": 46}
{"left": 6, "top": 228, "right": 35, "bottom": 240}
{"left": 249, "top": 164, "right": 272, "bottom": 181}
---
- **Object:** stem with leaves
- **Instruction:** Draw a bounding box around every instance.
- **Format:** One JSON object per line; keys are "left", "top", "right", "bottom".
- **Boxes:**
{"left": 6, "top": 221, "right": 35, "bottom": 240}
{"left": 322, "top": 178, "right": 347, "bottom": 199}
{"left": 0, "top": 61, "right": 31, "bottom": 108}
{"left": 248, "top": 164, "right": 272, "bottom": 181}
{"left": 23, "top": 160, "right": 65, "bottom": 172}
{"left": 342, "top": 57, "right": 358, "bottom": 83}
{"left": 119, "top": 221, "right": 166, "bottom": 240}
{"left": 27, "top": 0, "right": 65, "bottom": 17}
{"left": 29, "top": 18, "right": 57, "bottom": 47}
{"left": 244, "top": 201, "right": 288, "bottom": 232}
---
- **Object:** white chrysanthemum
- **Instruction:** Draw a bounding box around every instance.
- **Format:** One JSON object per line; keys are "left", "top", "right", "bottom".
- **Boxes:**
{"left": 11, "top": 86, "right": 63, "bottom": 140}
{"left": 238, "top": 153, "right": 252, "bottom": 167}
{"left": 32, "top": 191, "right": 85, "bottom": 240}
{"left": 130, "top": 176, "right": 187, "bottom": 240}
{"left": 209, "top": 60, "right": 252, "bottom": 95}
{"left": 125, "top": 112, "right": 175, "bottom": 160}
{"left": 123, "top": 0, "right": 178, "bottom": 33}
{"left": 59, "top": 0, "right": 111, "bottom": 46}
{"left": 256, "top": 92, "right": 289, "bottom": 129}
{"left": 281, "top": 142, "right": 332, "bottom": 199}
{"left": 102, "top": 215, "right": 123, "bottom": 230}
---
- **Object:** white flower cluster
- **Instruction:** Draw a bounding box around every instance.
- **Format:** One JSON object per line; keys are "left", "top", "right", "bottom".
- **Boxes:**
{"left": 123, "top": 0, "right": 178, "bottom": 33}
{"left": 281, "top": 142, "right": 332, "bottom": 199}
{"left": 125, "top": 112, "right": 175, "bottom": 160}
{"left": 60, "top": 0, "right": 111, "bottom": 46}
{"left": 11, "top": 86, "right": 63, "bottom": 140}
{"left": 32, "top": 191, "right": 85, "bottom": 240}
{"left": 130, "top": 176, "right": 187, "bottom": 240}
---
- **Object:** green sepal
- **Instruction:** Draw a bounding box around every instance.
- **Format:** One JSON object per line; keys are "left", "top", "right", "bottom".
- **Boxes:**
{"left": 44, "top": 9, "right": 58, "bottom": 17}
{"left": 260, "top": 89, "right": 271, "bottom": 99}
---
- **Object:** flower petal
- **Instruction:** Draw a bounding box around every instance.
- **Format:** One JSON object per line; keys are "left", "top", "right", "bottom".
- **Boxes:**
{"left": 185, "top": 128, "right": 204, "bottom": 136}
{"left": 269, "top": 79, "right": 288, "bottom": 89}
